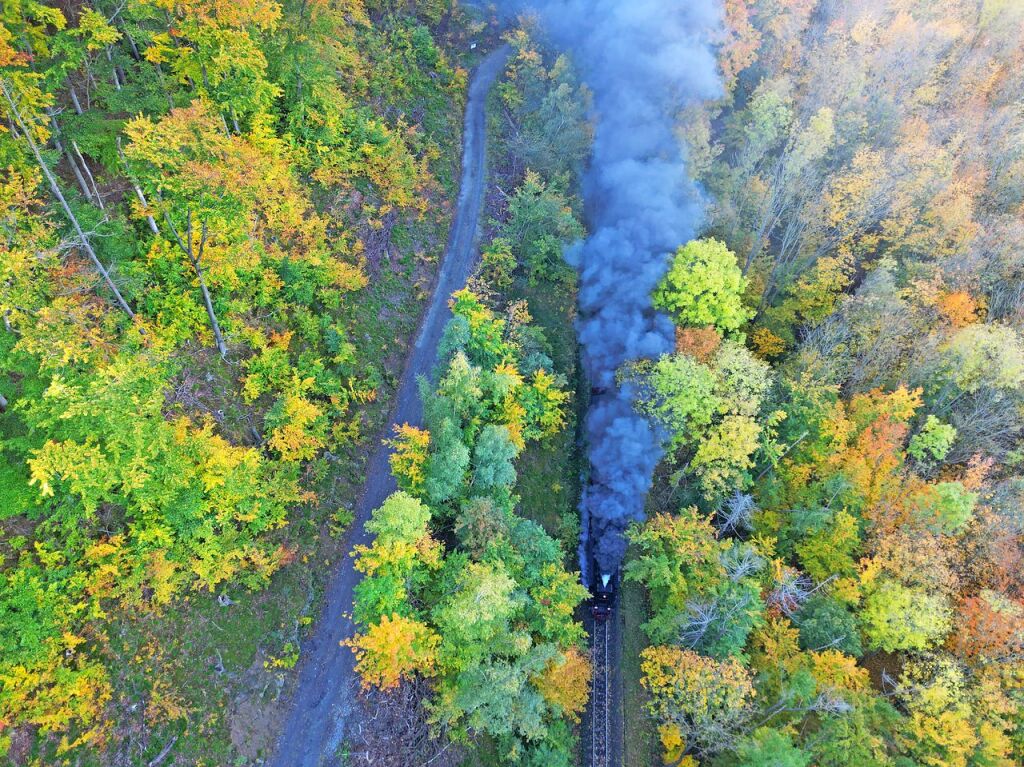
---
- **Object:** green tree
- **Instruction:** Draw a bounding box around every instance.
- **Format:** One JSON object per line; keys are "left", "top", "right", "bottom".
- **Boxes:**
{"left": 432, "top": 560, "right": 520, "bottom": 673}
{"left": 625, "top": 510, "right": 726, "bottom": 644}
{"left": 479, "top": 237, "right": 517, "bottom": 291}
{"left": 734, "top": 728, "right": 812, "bottom": 767}
{"left": 653, "top": 238, "right": 752, "bottom": 333}
{"left": 627, "top": 354, "right": 718, "bottom": 449}
{"left": 907, "top": 415, "right": 957, "bottom": 463}
{"left": 473, "top": 425, "right": 518, "bottom": 492}
{"left": 455, "top": 496, "right": 510, "bottom": 557}
{"left": 908, "top": 482, "right": 977, "bottom": 535}
{"left": 808, "top": 692, "right": 903, "bottom": 767}
{"left": 499, "top": 171, "right": 584, "bottom": 284}
{"left": 860, "top": 579, "right": 951, "bottom": 653}
{"left": 423, "top": 418, "right": 470, "bottom": 506}
{"left": 795, "top": 596, "right": 862, "bottom": 657}
{"left": 627, "top": 340, "right": 772, "bottom": 500}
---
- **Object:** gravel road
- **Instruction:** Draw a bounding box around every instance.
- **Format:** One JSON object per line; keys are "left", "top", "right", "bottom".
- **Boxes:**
{"left": 268, "top": 45, "right": 510, "bottom": 767}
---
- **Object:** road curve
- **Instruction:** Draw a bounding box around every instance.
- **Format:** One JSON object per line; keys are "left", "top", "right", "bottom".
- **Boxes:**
{"left": 269, "top": 46, "right": 510, "bottom": 767}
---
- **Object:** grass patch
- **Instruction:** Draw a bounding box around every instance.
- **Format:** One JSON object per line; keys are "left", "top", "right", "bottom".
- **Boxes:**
{"left": 512, "top": 276, "right": 582, "bottom": 552}
{"left": 621, "top": 571, "right": 659, "bottom": 767}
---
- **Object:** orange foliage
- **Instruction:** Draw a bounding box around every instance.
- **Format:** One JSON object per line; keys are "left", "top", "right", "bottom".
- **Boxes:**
{"left": 675, "top": 325, "right": 723, "bottom": 362}
{"left": 937, "top": 291, "right": 981, "bottom": 328}
{"left": 950, "top": 593, "right": 1024, "bottom": 661}
{"left": 720, "top": 0, "right": 761, "bottom": 89}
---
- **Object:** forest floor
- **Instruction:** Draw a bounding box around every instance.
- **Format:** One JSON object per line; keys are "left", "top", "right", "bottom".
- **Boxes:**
{"left": 264, "top": 46, "right": 511, "bottom": 767}
{"left": 620, "top": 573, "right": 658, "bottom": 767}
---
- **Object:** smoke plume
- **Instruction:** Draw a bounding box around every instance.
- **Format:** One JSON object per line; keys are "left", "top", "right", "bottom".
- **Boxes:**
{"left": 495, "top": 1, "right": 723, "bottom": 575}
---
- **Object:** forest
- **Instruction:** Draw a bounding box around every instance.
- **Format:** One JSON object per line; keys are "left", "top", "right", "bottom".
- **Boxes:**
{"left": 624, "top": 1, "right": 1024, "bottom": 765}
{"left": 1, "top": 1, "right": 1023, "bottom": 767}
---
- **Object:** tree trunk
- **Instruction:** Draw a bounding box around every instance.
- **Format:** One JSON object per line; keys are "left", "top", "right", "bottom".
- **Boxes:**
{"left": 68, "top": 84, "right": 84, "bottom": 115}
{"left": 73, "top": 139, "right": 105, "bottom": 211}
{"left": 117, "top": 17, "right": 142, "bottom": 61}
{"left": 1, "top": 80, "right": 136, "bottom": 318}
{"left": 117, "top": 138, "right": 159, "bottom": 234}
{"left": 165, "top": 211, "right": 228, "bottom": 358}
{"left": 47, "top": 113, "right": 93, "bottom": 202}
{"left": 105, "top": 47, "right": 123, "bottom": 90}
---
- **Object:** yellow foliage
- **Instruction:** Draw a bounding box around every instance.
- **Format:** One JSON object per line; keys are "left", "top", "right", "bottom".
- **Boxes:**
{"left": 387, "top": 424, "right": 430, "bottom": 493}
{"left": 811, "top": 649, "right": 869, "bottom": 692}
{"left": 346, "top": 613, "right": 440, "bottom": 691}
{"left": 751, "top": 326, "right": 787, "bottom": 358}
{"left": 658, "top": 722, "right": 687, "bottom": 765}
{"left": 532, "top": 648, "right": 592, "bottom": 722}
{"left": 267, "top": 393, "right": 326, "bottom": 462}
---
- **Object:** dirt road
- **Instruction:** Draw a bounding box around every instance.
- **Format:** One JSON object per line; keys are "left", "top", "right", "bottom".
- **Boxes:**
{"left": 268, "top": 46, "right": 509, "bottom": 767}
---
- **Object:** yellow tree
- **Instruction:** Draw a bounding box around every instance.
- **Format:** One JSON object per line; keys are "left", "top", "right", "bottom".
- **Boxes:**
{"left": 347, "top": 613, "right": 440, "bottom": 691}
{"left": 532, "top": 647, "right": 591, "bottom": 723}
{"left": 640, "top": 645, "right": 754, "bottom": 759}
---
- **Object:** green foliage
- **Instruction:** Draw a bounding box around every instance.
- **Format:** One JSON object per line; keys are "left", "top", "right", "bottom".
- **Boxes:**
{"left": 629, "top": 353, "right": 718, "bottom": 450}
{"left": 941, "top": 324, "right": 1024, "bottom": 395}
{"left": 860, "top": 580, "right": 951, "bottom": 653}
{"left": 734, "top": 728, "right": 812, "bottom": 767}
{"left": 455, "top": 496, "right": 510, "bottom": 558}
{"left": 479, "top": 237, "right": 517, "bottom": 292}
{"left": 627, "top": 340, "right": 773, "bottom": 501}
{"left": 653, "top": 238, "right": 752, "bottom": 333}
{"left": 349, "top": 283, "right": 582, "bottom": 765}
{"left": 625, "top": 511, "right": 765, "bottom": 654}
{"left": 791, "top": 510, "right": 861, "bottom": 582}
{"left": 907, "top": 415, "right": 957, "bottom": 462}
{"left": 423, "top": 417, "right": 471, "bottom": 505}
{"left": 0, "top": 0, "right": 467, "bottom": 756}
{"left": 909, "top": 481, "right": 977, "bottom": 535}
{"left": 499, "top": 31, "right": 592, "bottom": 180}
{"left": 657, "top": 3, "right": 1024, "bottom": 766}
{"left": 625, "top": 510, "right": 725, "bottom": 643}
{"left": 794, "top": 596, "right": 862, "bottom": 657}
{"left": 473, "top": 425, "right": 518, "bottom": 491}
{"left": 807, "top": 693, "right": 904, "bottom": 767}
{"left": 498, "top": 171, "right": 584, "bottom": 284}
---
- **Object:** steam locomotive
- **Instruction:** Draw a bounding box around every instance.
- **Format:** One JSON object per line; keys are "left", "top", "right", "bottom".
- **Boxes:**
{"left": 591, "top": 568, "right": 617, "bottom": 621}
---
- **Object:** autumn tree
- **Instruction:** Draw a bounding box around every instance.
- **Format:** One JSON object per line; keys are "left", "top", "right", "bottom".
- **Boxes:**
{"left": 640, "top": 645, "right": 754, "bottom": 758}
{"left": 653, "top": 238, "right": 751, "bottom": 334}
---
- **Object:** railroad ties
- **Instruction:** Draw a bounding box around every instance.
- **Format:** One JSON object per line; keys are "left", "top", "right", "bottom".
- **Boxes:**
{"left": 591, "top": 617, "right": 611, "bottom": 767}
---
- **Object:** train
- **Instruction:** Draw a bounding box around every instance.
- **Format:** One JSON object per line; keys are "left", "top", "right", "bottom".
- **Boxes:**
{"left": 591, "top": 568, "right": 616, "bottom": 621}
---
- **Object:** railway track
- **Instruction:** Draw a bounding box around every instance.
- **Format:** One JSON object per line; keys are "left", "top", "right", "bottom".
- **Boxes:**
{"left": 591, "top": 617, "right": 611, "bottom": 767}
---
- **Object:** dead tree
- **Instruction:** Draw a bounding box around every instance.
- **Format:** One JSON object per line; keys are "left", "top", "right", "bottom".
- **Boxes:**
{"left": 163, "top": 210, "right": 228, "bottom": 359}
{"left": 116, "top": 137, "right": 159, "bottom": 234}
{"left": 72, "top": 139, "right": 105, "bottom": 211}
{"left": 46, "top": 112, "right": 93, "bottom": 203}
{"left": 0, "top": 79, "right": 136, "bottom": 319}
{"left": 348, "top": 679, "right": 463, "bottom": 767}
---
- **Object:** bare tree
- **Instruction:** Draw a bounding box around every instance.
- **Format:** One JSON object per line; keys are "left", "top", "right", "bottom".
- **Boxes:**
{"left": 163, "top": 210, "right": 228, "bottom": 359}
{"left": 716, "top": 491, "right": 756, "bottom": 535}
{"left": 0, "top": 79, "right": 136, "bottom": 319}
